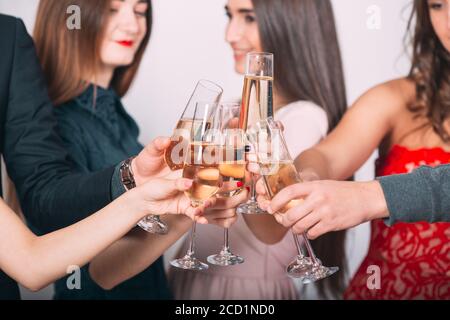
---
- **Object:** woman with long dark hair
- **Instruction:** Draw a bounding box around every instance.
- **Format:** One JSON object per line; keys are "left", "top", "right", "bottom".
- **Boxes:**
{"left": 280, "top": 0, "right": 450, "bottom": 299}
{"left": 169, "top": 0, "right": 348, "bottom": 300}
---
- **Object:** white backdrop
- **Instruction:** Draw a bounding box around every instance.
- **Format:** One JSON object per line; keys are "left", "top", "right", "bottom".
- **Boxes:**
{"left": 0, "top": 0, "right": 412, "bottom": 299}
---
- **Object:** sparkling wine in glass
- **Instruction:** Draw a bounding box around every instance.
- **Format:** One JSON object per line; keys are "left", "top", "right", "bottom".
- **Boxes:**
{"left": 165, "top": 80, "right": 223, "bottom": 171}
{"left": 237, "top": 52, "right": 274, "bottom": 215}
{"left": 138, "top": 80, "right": 223, "bottom": 234}
{"left": 249, "top": 117, "right": 339, "bottom": 283}
{"left": 170, "top": 102, "right": 222, "bottom": 271}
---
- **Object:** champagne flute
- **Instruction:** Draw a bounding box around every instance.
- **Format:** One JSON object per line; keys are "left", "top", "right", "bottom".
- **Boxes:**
{"left": 207, "top": 103, "right": 245, "bottom": 266}
{"left": 165, "top": 80, "right": 224, "bottom": 171}
{"left": 170, "top": 102, "right": 222, "bottom": 271}
{"left": 236, "top": 52, "right": 274, "bottom": 215}
{"left": 248, "top": 117, "right": 339, "bottom": 283}
{"left": 137, "top": 80, "right": 223, "bottom": 235}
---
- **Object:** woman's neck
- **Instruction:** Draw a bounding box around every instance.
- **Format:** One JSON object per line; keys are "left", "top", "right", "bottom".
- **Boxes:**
{"left": 89, "top": 65, "right": 114, "bottom": 89}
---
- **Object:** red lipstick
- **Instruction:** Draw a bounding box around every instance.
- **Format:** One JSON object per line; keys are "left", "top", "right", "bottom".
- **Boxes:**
{"left": 117, "top": 40, "right": 133, "bottom": 47}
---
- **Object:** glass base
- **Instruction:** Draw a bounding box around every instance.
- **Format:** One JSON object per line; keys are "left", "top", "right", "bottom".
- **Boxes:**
{"left": 207, "top": 252, "right": 245, "bottom": 266}
{"left": 302, "top": 266, "right": 339, "bottom": 284}
{"left": 137, "top": 216, "right": 169, "bottom": 235}
{"left": 236, "top": 200, "right": 266, "bottom": 215}
{"left": 286, "top": 256, "right": 314, "bottom": 280}
{"left": 170, "top": 255, "right": 209, "bottom": 271}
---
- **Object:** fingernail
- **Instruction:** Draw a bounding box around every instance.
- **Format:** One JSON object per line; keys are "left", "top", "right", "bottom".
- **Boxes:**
{"left": 237, "top": 181, "right": 244, "bottom": 188}
{"left": 245, "top": 186, "right": 250, "bottom": 192}
{"left": 267, "top": 206, "right": 274, "bottom": 214}
{"left": 184, "top": 180, "right": 193, "bottom": 188}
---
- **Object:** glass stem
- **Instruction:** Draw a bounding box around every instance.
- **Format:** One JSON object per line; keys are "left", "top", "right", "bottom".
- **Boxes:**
{"left": 249, "top": 173, "right": 257, "bottom": 201}
{"left": 186, "top": 222, "right": 197, "bottom": 257}
{"left": 222, "top": 228, "right": 230, "bottom": 253}
{"left": 301, "top": 233, "right": 320, "bottom": 266}
{"left": 291, "top": 230, "right": 305, "bottom": 259}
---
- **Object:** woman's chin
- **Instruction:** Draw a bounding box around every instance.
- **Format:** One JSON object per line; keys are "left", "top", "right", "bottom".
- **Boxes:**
{"left": 234, "top": 64, "right": 245, "bottom": 75}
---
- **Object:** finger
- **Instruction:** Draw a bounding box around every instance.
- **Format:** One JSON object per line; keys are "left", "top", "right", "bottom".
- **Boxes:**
{"left": 196, "top": 216, "right": 209, "bottom": 224}
{"left": 212, "top": 216, "right": 238, "bottom": 228}
{"left": 255, "top": 179, "right": 267, "bottom": 196}
{"left": 184, "top": 205, "right": 204, "bottom": 220}
{"left": 134, "top": 137, "right": 171, "bottom": 177}
{"left": 275, "top": 121, "right": 285, "bottom": 131}
{"left": 186, "top": 198, "right": 216, "bottom": 222}
{"left": 211, "top": 190, "right": 248, "bottom": 210}
{"left": 205, "top": 196, "right": 217, "bottom": 207}
{"left": 148, "top": 136, "right": 171, "bottom": 155}
{"left": 298, "top": 171, "right": 320, "bottom": 182}
{"left": 174, "top": 178, "right": 193, "bottom": 192}
{"left": 291, "top": 211, "right": 322, "bottom": 235}
{"left": 273, "top": 212, "right": 284, "bottom": 225}
{"left": 163, "top": 169, "right": 183, "bottom": 180}
{"left": 278, "top": 198, "right": 316, "bottom": 227}
{"left": 256, "top": 195, "right": 271, "bottom": 211}
{"left": 204, "top": 208, "right": 237, "bottom": 220}
{"left": 146, "top": 177, "right": 190, "bottom": 200}
{"left": 268, "top": 183, "right": 313, "bottom": 214}
{"left": 306, "top": 222, "right": 328, "bottom": 240}
{"left": 247, "top": 162, "right": 260, "bottom": 175}
{"left": 218, "top": 181, "right": 245, "bottom": 194}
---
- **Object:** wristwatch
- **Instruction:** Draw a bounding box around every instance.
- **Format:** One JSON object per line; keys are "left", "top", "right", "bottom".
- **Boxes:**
{"left": 119, "top": 156, "right": 136, "bottom": 191}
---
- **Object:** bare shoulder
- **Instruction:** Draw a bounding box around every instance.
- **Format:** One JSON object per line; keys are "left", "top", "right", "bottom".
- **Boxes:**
{"left": 350, "top": 77, "right": 414, "bottom": 118}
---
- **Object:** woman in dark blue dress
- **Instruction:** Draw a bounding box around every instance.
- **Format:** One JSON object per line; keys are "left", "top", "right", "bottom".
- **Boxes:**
{"left": 33, "top": 0, "right": 172, "bottom": 300}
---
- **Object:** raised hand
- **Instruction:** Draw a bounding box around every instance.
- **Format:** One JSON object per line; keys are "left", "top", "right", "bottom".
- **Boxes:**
{"left": 266, "top": 180, "right": 388, "bottom": 239}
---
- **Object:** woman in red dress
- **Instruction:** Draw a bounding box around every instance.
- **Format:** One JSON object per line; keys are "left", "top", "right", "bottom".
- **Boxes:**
{"left": 290, "top": 0, "right": 450, "bottom": 299}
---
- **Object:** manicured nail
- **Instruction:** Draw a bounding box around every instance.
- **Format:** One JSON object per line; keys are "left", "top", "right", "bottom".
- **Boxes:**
{"left": 237, "top": 181, "right": 244, "bottom": 188}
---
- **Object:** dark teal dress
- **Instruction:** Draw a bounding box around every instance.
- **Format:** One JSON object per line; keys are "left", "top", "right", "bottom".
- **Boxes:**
{"left": 53, "top": 84, "right": 172, "bottom": 300}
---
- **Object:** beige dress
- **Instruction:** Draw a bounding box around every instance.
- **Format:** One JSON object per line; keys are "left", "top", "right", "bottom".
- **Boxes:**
{"left": 169, "top": 101, "right": 329, "bottom": 300}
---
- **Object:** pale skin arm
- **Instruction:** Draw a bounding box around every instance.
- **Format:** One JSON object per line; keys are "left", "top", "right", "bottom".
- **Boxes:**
{"left": 0, "top": 176, "right": 197, "bottom": 292}
{"left": 89, "top": 215, "right": 192, "bottom": 290}
{"left": 90, "top": 192, "right": 244, "bottom": 290}
{"left": 294, "top": 81, "right": 402, "bottom": 181}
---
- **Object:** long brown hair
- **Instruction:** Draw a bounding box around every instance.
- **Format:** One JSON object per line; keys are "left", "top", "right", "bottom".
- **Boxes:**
{"left": 34, "top": 0, "right": 152, "bottom": 106}
{"left": 252, "top": 0, "right": 348, "bottom": 299}
{"left": 407, "top": 0, "right": 450, "bottom": 142}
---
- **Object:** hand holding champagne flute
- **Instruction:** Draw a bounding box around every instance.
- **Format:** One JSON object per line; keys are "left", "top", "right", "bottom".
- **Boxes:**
{"left": 138, "top": 80, "right": 223, "bottom": 235}
{"left": 248, "top": 117, "right": 339, "bottom": 283}
{"left": 171, "top": 102, "right": 222, "bottom": 271}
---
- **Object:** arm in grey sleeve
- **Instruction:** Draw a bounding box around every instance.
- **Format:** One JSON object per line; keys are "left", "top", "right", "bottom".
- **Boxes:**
{"left": 378, "top": 164, "right": 450, "bottom": 225}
